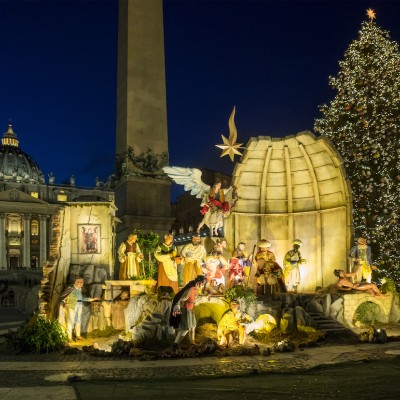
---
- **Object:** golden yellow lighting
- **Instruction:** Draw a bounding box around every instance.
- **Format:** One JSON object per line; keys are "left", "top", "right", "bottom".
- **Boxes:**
{"left": 216, "top": 106, "right": 243, "bottom": 162}
{"left": 366, "top": 8, "right": 376, "bottom": 20}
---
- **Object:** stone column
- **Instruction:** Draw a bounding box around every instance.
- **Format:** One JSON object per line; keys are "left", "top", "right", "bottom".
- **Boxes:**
{"left": 22, "top": 214, "right": 31, "bottom": 269}
{"left": 0, "top": 213, "right": 6, "bottom": 270}
{"left": 39, "top": 215, "right": 48, "bottom": 269}
{"left": 116, "top": 0, "right": 168, "bottom": 156}
{"left": 49, "top": 215, "right": 54, "bottom": 248}
{"left": 115, "top": 0, "right": 173, "bottom": 238}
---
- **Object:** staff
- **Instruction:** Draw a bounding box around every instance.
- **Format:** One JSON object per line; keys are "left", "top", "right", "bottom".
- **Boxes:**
{"left": 246, "top": 244, "right": 257, "bottom": 287}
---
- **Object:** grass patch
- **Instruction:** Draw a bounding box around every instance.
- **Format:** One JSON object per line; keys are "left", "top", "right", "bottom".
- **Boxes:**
{"left": 9, "top": 314, "right": 68, "bottom": 353}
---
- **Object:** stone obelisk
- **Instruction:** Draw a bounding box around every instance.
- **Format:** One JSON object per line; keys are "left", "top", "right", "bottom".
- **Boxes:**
{"left": 115, "top": 0, "right": 173, "bottom": 240}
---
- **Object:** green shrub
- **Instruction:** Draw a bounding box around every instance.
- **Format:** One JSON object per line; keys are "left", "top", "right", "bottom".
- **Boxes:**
{"left": 354, "top": 302, "right": 380, "bottom": 325}
{"left": 9, "top": 314, "right": 68, "bottom": 353}
{"left": 376, "top": 260, "right": 400, "bottom": 292}
{"left": 137, "top": 231, "right": 160, "bottom": 279}
{"left": 380, "top": 277, "right": 397, "bottom": 294}
{"left": 224, "top": 285, "right": 257, "bottom": 311}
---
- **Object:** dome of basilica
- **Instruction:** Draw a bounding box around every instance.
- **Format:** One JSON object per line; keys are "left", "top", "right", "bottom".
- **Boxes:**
{"left": 0, "top": 122, "right": 45, "bottom": 184}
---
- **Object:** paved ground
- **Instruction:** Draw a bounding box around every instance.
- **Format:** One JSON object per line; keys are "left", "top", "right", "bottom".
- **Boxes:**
{"left": 0, "top": 307, "right": 26, "bottom": 336}
{"left": 73, "top": 358, "right": 400, "bottom": 400}
{"left": 1, "top": 339, "right": 400, "bottom": 399}
{"left": 1, "top": 305, "right": 400, "bottom": 400}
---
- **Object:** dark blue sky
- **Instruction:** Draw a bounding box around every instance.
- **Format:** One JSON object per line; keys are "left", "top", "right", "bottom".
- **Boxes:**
{"left": 1, "top": 0, "right": 400, "bottom": 192}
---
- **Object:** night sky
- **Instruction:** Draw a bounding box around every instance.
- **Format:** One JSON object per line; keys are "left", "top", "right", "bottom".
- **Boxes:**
{"left": 1, "top": 0, "right": 400, "bottom": 198}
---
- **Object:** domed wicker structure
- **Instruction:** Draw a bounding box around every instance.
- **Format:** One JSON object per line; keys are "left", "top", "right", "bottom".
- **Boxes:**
{"left": 225, "top": 131, "right": 352, "bottom": 291}
{"left": 0, "top": 123, "right": 45, "bottom": 184}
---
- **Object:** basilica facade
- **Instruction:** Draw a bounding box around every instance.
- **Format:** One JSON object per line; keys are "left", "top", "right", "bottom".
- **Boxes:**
{"left": 0, "top": 123, "right": 114, "bottom": 271}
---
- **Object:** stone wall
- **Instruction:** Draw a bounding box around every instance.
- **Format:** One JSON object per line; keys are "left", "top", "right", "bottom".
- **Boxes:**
{"left": 342, "top": 292, "right": 395, "bottom": 326}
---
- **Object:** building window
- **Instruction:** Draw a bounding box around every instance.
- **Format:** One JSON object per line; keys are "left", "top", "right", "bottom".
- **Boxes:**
{"left": 31, "top": 192, "right": 39, "bottom": 199}
{"left": 56, "top": 190, "right": 68, "bottom": 202}
{"left": 57, "top": 194, "right": 68, "bottom": 202}
{"left": 8, "top": 217, "right": 21, "bottom": 234}
{"left": 31, "top": 220, "right": 39, "bottom": 236}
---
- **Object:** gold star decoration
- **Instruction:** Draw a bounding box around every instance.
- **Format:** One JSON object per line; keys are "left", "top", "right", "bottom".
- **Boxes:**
{"left": 366, "top": 8, "right": 376, "bottom": 20}
{"left": 215, "top": 106, "right": 244, "bottom": 162}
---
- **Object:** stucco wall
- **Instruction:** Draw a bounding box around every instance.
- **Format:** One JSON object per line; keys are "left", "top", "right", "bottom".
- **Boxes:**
{"left": 47, "top": 203, "right": 116, "bottom": 318}
{"left": 66, "top": 203, "right": 116, "bottom": 275}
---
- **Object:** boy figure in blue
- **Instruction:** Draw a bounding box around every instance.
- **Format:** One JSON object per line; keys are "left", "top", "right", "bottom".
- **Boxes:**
{"left": 60, "top": 277, "right": 98, "bottom": 341}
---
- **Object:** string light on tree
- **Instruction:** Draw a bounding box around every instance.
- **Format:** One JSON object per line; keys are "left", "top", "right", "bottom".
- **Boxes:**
{"left": 315, "top": 9, "right": 400, "bottom": 285}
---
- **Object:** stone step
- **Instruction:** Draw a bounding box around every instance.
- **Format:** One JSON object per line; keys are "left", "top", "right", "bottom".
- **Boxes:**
{"left": 313, "top": 318, "right": 340, "bottom": 323}
{"left": 307, "top": 312, "right": 348, "bottom": 333}
{"left": 321, "top": 327, "right": 348, "bottom": 333}
{"left": 318, "top": 323, "right": 343, "bottom": 327}
{"left": 317, "top": 323, "right": 347, "bottom": 331}
{"left": 319, "top": 325, "right": 346, "bottom": 330}
{"left": 308, "top": 312, "right": 329, "bottom": 317}
{"left": 311, "top": 318, "right": 339, "bottom": 324}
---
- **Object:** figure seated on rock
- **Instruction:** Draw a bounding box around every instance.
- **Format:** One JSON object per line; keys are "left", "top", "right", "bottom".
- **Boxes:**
{"left": 217, "top": 299, "right": 256, "bottom": 347}
{"left": 334, "top": 269, "right": 384, "bottom": 298}
{"left": 254, "top": 239, "right": 286, "bottom": 296}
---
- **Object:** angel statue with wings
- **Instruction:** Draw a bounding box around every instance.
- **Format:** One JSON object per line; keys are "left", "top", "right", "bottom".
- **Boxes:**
{"left": 162, "top": 167, "right": 238, "bottom": 237}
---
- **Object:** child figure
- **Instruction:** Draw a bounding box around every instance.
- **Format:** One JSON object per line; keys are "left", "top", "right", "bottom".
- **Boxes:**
{"left": 203, "top": 251, "right": 228, "bottom": 294}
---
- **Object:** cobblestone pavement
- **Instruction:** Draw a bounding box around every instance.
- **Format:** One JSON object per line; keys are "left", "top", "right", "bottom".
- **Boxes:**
{"left": 1, "top": 342, "right": 400, "bottom": 388}
{"left": 72, "top": 358, "right": 400, "bottom": 400}
{"left": 1, "top": 306, "right": 400, "bottom": 399}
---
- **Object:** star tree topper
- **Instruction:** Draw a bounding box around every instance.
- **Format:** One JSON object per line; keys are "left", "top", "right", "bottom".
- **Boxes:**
{"left": 216, "top": 106, "right": 243, "bottom": 162}
{"left": 366, "top": 8, "right": 376, "bottom": 20}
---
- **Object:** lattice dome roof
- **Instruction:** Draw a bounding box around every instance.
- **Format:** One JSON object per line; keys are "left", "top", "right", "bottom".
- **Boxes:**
{"left": 0, "top": 122, "right": 45, "bottom": 184}
{"left": 232, "top": 131, "right": 350, "bottom": 214}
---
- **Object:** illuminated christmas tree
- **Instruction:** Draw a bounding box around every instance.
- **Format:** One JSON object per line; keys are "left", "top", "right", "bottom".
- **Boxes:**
{"left": 315, "top": 9, "right": 400, "bottom": 284}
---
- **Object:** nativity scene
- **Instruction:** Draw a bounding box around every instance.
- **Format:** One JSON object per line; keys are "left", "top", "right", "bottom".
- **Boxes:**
{"left": 43, "top": 108, "right": 397, "bottom": 356}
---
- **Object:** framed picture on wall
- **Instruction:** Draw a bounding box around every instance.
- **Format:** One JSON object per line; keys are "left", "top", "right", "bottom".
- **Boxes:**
{"left": 78, "top": 224, "right": 101, "bottom": 254}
